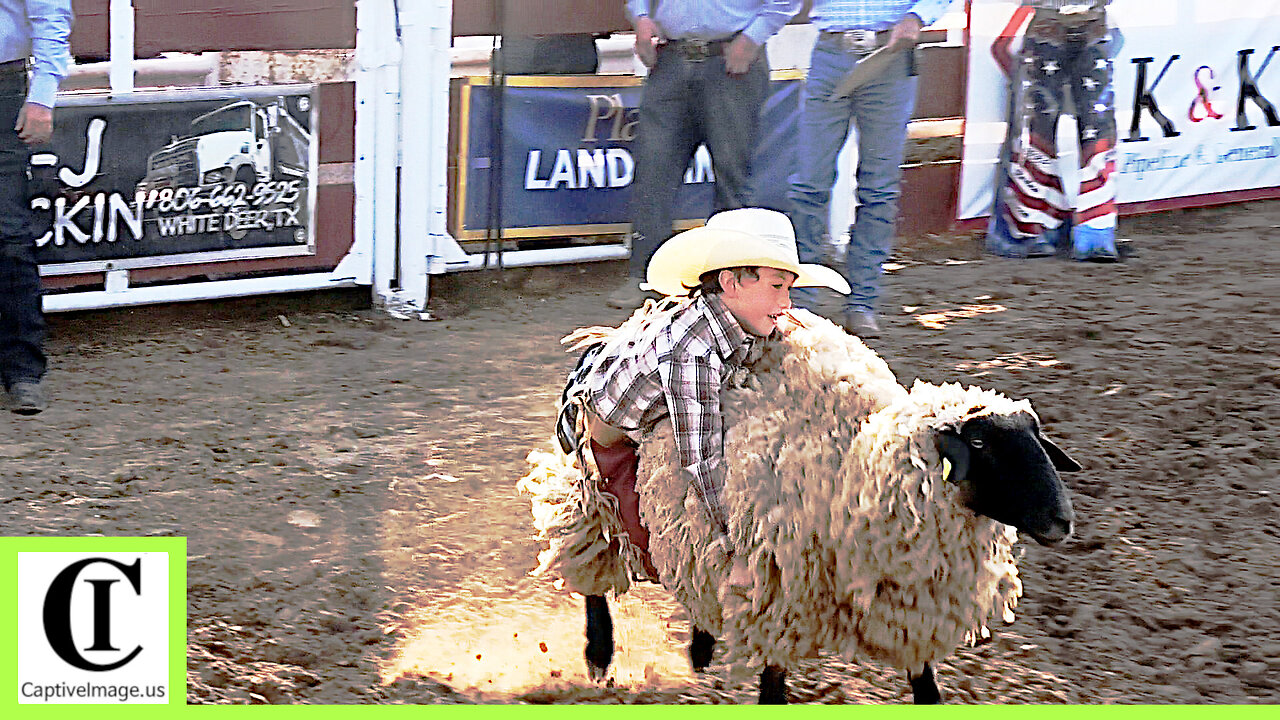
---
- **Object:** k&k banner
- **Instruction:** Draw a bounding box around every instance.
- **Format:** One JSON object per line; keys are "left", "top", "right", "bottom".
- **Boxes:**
{"left": 960, "top": 0, "right": 1280, "bottom": 219}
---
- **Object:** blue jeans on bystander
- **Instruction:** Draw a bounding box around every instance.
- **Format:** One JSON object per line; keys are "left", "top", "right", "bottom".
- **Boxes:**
{"left": 788, "top": 34, "right": 917, "bottom": 313}
{"left": 0, "top": 71, "right": 46, "bottom": 390}
{"left": 628, "top": 44, "right": 769, "bottom": 279}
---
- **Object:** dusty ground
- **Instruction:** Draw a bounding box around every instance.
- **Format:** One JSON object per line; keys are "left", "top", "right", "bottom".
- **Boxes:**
{"left": 2, "top": 200, "right": 1277, "bottom": 704}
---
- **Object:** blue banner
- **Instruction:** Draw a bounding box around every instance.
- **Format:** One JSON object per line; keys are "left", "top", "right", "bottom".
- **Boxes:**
{"left": 455, "top": 76, "right": 802, "bottom": 239}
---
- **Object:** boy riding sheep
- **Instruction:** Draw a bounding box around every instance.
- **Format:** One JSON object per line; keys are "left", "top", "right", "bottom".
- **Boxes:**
{"left": 557, "top": 208, "right": 850, "bottom": 579}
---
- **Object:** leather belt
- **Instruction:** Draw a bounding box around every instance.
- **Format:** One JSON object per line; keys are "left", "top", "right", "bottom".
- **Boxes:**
{"left": 820, "top": 29, "right": 894, "bottom": 54}
{"left": 663, "top": 37, "right": 735, "bottom": 62}
{"left": 0, "top": 59, "right": 27, "bottom": 75}
{"left": 1032, "top": 5, "right": 1105, "bottom": 26}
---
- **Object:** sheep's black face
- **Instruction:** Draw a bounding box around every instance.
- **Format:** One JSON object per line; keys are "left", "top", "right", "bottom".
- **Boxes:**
{"left": 935, "top": 412, "right": 1079, "bottom": 546}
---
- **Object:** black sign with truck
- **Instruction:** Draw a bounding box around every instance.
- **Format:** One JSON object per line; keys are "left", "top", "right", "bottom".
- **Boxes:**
{"left": 33, "top": 85, "right": 317, "bottom": 274}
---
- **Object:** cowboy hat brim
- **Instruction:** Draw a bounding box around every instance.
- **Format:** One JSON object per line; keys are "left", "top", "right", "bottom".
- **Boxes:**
{"left": 644, "top": 225, "right": 852, "bottom": 297}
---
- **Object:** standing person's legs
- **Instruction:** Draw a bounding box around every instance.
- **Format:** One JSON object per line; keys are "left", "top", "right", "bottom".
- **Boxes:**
{"left": 844, "top": 51, "right": 916, "bottom": 320}
{"left": 0, "top": 80, "right": 47, "bottom": 413}
{"left": 1068, "top": 18, "right": 1119, "bottom": 261}
{"left": 628, "top": 50, "right": 702, "bottom": 282}
{"left": 700, "top": 52, "right": 769, "bottom": 215}
{"left": 786, "top": 37, "right": 856, "bottom": 310}
{"left": 990, "top": 24, "right": 1070, "bottom": 256}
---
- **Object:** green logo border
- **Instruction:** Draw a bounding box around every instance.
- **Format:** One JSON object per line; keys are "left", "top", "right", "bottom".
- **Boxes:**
{"left": 4, "top": 536, "right": 187, "bottom": 715}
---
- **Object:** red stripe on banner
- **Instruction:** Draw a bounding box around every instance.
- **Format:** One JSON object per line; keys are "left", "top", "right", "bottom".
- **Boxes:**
{"left": 1013, "top": 151, "right": 1066, "bottom": 192}
{"left": 1010, "top": 179, "right": 1070, "bottom": 216}
{"left": 991, "top": 6, "right": 1034, "bottom": 76}
{"left": 1079, "top": 201, "right": 1117, "bottom": 223}
{"left": 1010, "top": 215, "right": 1045, "bottom": 237}
{"left": 1079, "top": 161, "right": 1116, "bottom": 194}
{"left": 1028, "top": 132, "right": 1059, "bottom": 158}
{"left": 1081, "top": 138, "right": 1114, "bottom": 157}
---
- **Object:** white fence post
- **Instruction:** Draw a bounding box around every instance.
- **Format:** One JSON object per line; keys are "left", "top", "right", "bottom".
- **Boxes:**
{"left": 393, "top": 0, "right": 454, "bottom": 315}
{"left": 354, "top": 0, "right": 404, "bottom": 312}
{"left": 108, "top": 0, "right": 135, "bottom": 94}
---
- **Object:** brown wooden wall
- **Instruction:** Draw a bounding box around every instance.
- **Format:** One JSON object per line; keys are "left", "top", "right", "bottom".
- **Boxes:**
{"left": 910, "top": 37, "right": 964, "bottom": 119}
{"left": 70, "top": 0, "right": 356, "bottom": 60}
{"left": 452, "top": 0, "right": 822, "bottom": 37}
{"left": 454, "top": 0, "right": 629, "bottom": 37}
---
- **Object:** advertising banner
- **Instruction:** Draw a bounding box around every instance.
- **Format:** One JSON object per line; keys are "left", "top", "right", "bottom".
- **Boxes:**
{"left": 960, "top": 0, "right": 1280, "bottom": 220}
{"left": 454, "top": 74, "right": 802, "bottom": 239}
{"left": 34, "top": 85, "right": 318, "bottom": 274}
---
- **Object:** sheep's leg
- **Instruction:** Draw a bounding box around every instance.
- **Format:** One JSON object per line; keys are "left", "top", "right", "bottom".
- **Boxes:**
{"left": 688, "top": 627, "right": 716, "bottom": 671}
{"left": 908, "top": 663, "right": 942, "bottom": 704}
{"left": 584, "top": 594, "right": 614, "bottom": 681}
{"left": 758, "top": 665, "right": 789, "bottom": 704}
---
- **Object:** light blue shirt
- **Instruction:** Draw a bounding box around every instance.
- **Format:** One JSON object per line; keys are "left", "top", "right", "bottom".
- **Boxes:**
{"left": 808, "top": 0, "right": 954, "bottom": 33}
{"left": 625, "top": 0, "right": 802, "bottom": 46}
{"left": 1022, "top": 1, "right": 1110, "bottom": 8}
{"left": 0, "top": 0, "right": 72, "bottom": 108}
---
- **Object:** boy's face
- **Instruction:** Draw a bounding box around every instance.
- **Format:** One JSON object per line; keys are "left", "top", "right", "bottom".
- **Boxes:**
{"left": 719, "top": 267, "right": 796, "bottom": 337}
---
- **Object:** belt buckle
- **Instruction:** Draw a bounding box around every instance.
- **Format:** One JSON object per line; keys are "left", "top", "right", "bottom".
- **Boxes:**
{"left": 842, "top": 29, "right": 879, "bottom": 54}
{"left": 681, "top": 39, "right": 712, "bottom": 62}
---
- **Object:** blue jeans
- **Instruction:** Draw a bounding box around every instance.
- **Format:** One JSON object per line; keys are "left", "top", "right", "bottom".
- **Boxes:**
{"left": 0, "top": 72, "right": 45, "bottom": 387}
{"left": 629, "top": 44, "right": 769, "bottom": 278}
{"left": 787, "top": 35, "right": 917, "bottom": 312}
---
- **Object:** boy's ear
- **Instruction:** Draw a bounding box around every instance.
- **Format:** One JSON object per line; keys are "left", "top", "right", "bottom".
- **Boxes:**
{"left": 717, "top": 268, "right": 738, "bottom": 295}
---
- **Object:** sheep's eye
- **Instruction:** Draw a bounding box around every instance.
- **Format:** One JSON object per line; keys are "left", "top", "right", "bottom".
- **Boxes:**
{"left": 969, "top": 438, "right": 985, "bottom": 449}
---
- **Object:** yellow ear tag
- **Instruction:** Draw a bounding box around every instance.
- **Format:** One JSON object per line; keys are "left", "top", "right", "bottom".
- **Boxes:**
{"left": 942, "top": 458, "right": 953, "bottom": 483}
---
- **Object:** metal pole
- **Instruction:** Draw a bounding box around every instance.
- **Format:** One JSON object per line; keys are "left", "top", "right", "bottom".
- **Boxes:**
{"left": 484, "top": 0, "right": 507, "bottom": 270}
{"left": 109, "top": 0, "right": 135, "bottom": 94}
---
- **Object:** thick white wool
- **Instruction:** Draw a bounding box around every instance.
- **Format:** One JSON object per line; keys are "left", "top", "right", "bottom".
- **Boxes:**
{"left": 522, "top": 309, "right": 1035, "bottom": 679}
{"left": 519, "top": 446, "right": 652, "bottom": 597}
{"left": 521, "top": 309, "right": 899, "bottom": 602}
{"left": 635, "top": 310, "right": 906, "bottom": 647}
{"left": 718, "top": 380, "right": 1032, "bottom": 673}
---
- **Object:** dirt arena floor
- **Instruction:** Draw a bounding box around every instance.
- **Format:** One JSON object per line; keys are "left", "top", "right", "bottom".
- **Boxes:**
{"left": 2, "top": 200, "right": 1277, "bottom": 704}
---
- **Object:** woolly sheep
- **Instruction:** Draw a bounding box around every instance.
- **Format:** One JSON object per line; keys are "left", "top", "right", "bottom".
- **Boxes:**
{"left": 520, "top": 310, "right": 1078, "bottom": 703}
{"left": 519, "top": 308, "right": 903, "bottom": 599}
{"left": 652, "top": 379, "right": 1078, "bottom": 703}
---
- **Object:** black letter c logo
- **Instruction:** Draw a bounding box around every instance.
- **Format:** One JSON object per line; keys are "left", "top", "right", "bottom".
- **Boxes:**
{"left": 42, "top": 557, "right": 143, "bottom": 671}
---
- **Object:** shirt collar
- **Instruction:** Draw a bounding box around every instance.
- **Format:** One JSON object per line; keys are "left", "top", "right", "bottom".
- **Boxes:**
{"left": 701, "top": 293, "right": 754, "bottom": 363}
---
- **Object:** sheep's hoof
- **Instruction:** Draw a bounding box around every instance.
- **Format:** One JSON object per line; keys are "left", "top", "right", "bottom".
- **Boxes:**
{"left": 909, "top": 664, "right": 942, "bottom": 705}
{"left": 584, "top": 638, "right": 613, "bottom": 682}
{"left": 584, "top": 595, "right": 614, "bottom": 683}
{"left": 758, "top": 665, "right": 788, "bottom": 704}
{"left": 586, "top": 660, "right": 611, "bottom": 683}
{"left": 689, "top": 628, "right": 716, "bottom": 671}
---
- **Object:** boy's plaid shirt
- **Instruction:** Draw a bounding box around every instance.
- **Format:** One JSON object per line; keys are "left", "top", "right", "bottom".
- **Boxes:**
{"left": 585, "top": 293, "right": 761, "bottom": 533}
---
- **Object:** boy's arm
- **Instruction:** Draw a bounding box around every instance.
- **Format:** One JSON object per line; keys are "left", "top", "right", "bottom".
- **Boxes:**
{"left": 664, "top": 349, "right": 731, "bottom": 536}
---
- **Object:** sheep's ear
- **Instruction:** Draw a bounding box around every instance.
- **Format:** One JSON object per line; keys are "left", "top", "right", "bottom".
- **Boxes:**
{"left": 1039, "top": 435, "right": 1082, "bottom": 472}
{"left": 934, "top": 430, "right": 970, "bottom": 485}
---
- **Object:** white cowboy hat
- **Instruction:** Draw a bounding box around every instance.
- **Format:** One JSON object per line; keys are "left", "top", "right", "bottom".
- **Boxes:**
{"left": 643, "top": 208, "right": 851, "bottom": 297}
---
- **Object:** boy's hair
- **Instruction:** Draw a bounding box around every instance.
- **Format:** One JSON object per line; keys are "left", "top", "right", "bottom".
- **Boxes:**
{"left": 688, "top": 266, "right": 760, "bottom": 296}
